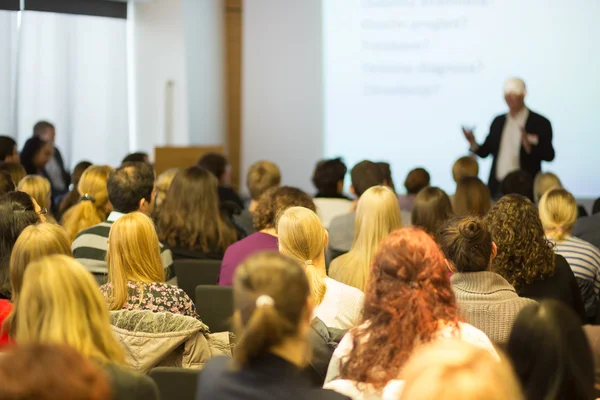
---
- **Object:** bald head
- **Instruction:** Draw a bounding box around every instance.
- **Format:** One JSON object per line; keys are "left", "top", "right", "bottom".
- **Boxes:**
{"left": 504, "top": 77, "right": 527, "bottom": 114}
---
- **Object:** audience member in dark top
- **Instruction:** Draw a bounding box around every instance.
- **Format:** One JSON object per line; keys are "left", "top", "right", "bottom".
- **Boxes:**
{"left": 594, "top": 198, "right": 600, "bottom": 215}
{"left": 574, "top": 204, "right": 600, "bottom": 250}
{"left": 312, "top": 158, "right": 352, "bottom": 228}
{"left": 0, "top": 344, "right": 112, "bottom": 400}
{"left": 583, "top": 325, "right": 600, "bottom": 395}
{"left": 411, "top": 186, "right": 453, "bottom": 236}
{"left": 33, "top": 121, "right": 71, "bottom": 204}
{"left": 0, "top": 162, "right": 26, "bottom": 186}
{"left": 58, "top": 160, "right": 92, "bottom": 217}
{"left": 235, "top": 160, "right": 281, "bottom": 234}
{"left": 0, "top": 136, "right": 19, "bottom": 163}
{"left": 220, "top": 186, "right": 315, "bottom": 286}
{"left": 485, "top": 194, "right": 586, "bottom": 321}
{"left": 157, "top": 166, "right": 241, "bottom": 260}
{"left": 121, "top": 152, "right": 150, "bottom": 165}
{"left": 20, "top": 137, "right": 53, "bottom": 176}
{"left": 452, "top": 176, "right": 492, "bottom": 217}
{"left": 376, "top": 161, "right": 396, "bottom": 192}
{"left": 196, "top": 251, "right": 349, "bottom": 400}
{"left": 507, "top": 300, "right": 595, "bottom": 400}
{"left": 501, "top": 169, "right": 534, "bottom": 201}
{"left": 398, "top": 167, "right": 430, "bottom": 212}
{"left": 0, "top": 170, "right": 15, "bottom": 196}
{"left": 198, "top": 152, "right": 244, "bottom": 210}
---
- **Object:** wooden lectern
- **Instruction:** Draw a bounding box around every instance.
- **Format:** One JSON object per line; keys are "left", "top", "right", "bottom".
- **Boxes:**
{"left": 154, "top": 146, "right": 224, "bottom": 176}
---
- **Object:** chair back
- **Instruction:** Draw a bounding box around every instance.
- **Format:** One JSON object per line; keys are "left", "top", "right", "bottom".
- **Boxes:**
{"left": 195, "top": 285, "right": 234, "bottom": 333}
{"left": 149, "top": 367, "right": 199, "bottom": 400}
{"left": 174, "top": 259, "right": 222, "bottom": 301}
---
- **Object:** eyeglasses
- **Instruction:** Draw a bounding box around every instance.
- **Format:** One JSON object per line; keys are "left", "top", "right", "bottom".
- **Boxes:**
{"left": 37, "top": 208, "right": 48, "bottom": 216}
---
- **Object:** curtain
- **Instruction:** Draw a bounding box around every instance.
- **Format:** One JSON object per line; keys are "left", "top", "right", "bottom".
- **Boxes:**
{"left": 0, "top": 11, "right": 19, "bottom": 137}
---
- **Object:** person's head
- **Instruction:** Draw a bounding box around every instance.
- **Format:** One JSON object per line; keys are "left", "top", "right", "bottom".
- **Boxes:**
{"left": 339, "top": 228, "right": 459, "bottom": 388}
{"left": 501, "top": 169, "right": 534, "bottom": 202}
{"left": 198, "top": 152, "right": 229, "bottom": 184}
{"left": 253, "top": 186, "right": 315, "bottom": 232}
{"left": 438, "top": 216, "right": 495, "bottom": 273}
{"left": 33, "top": 120, "right": 56, "bottom": 143}
{"left": 404, "top": 168, "right": 430, "bottom": 195}
{"left": 593, "top": 198, "right": 600, "bottom": 215}
{"left": 14, "top": 255, "right": 124, "bottom": 364}
{"left": 0, "top": 191, "right": 41, "bottom": 298}
{"left": 0, "top": 344, "right": 111, "bottom": 400}
{"left": 232, "top": 251, "right": 312, "bottom": 368}
{"left": 350, "top": 160, "right": 385, "bottom": 198}
{"left": 484, "top": 194, "right": 555, "bottom": 289}
{"left": 0, "top": 170, "right": 15, "bottom": 196}
{"left": 507, "top": 300, "right": 594, "bottom": 400}
{"left": 121, "top": 152, "right": 150, "bottom": 165}
{"left": 376, "top": 161, "right": 396, "bottom": 192}
{"left": 246, "top": 160, "right": 281, "bottom": 201}
{"left": 0, "top": 136, "right": 19, "bottom": 163}
{"left": 452, "top": 176, "right": 492, "bottom": 217}
{"left": 400, "top": 340, "right": 523, "bottom": 400}
{"left": 107, "top": 212, "right": 165, "bottom": 310}
{"left": 503, "top": 77, "right": 527, "bottom": 114}
{"left": 278, "top": 207, "right": 328, "bottom": 306}
{"left": 312, "top": 158, "right": 347, "bottom": 196}
{"left": 17, "top": 174, "right": 52, "bottom": 211}
{"left": 20, "top": 137, "right": 53, "bottom": 174}
{"left": 411, "top": 187, "right": 453, "bottom": 236}
{"left": 0, "top": 162, "right": 26, "bottom": 186}
{"left": 61, "top": 165, "right": 114, "bottom": 241}
{"left": 154, "top": 168, "right": 179, "bottom": 211}
{"left": 331, "top": 185, "right": 402, "bottom": 291}
{"left": 452, "top": 155, "right": 479, "bottom": 183}
{"left": 106, "top": 162, "right": 155, "bottom": 215}
{"left": 156, "top": 166, "right": 238, "bottom": 252}
{"left": 539, "top": 188, "right": 578, "bottom": 242}
{"left": 533, "top": 172, "right": 562, "bottom": 204}
{"left": 71, "top": 161, "right": 93, "bottom": 186}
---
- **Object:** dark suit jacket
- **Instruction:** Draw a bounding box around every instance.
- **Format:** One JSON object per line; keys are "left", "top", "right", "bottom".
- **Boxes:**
{"left": 475, "top": 110, "right": 555, "bottom": 195}
{"left": 43, "top": 147, "right": 71, "bottom": 194}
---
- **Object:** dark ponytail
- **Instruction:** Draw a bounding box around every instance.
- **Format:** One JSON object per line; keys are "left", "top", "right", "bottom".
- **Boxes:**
{"left": 438, "top": 216, "right": 492, "bottom": 272}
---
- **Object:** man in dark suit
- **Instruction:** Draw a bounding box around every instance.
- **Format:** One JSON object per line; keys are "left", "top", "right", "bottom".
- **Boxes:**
{"left": 33, "top": 121, "right": 71, "bottom": 206}
{"left": 462, "top": 78, "right": 555, "bottom": 196}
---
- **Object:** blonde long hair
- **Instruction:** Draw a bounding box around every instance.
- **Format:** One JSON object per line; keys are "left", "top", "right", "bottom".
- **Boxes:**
{"left": 14, "top": 255, "right": 124, "bottom": 364}
{"left": 329, "top": 186, "right": 402, "bottom": 291}
{"left": 61, "top": 165, "right": 113, "bottom": 241}
{"left": 278, "top": 207, "right": 328, "bottom": 305}
{"left": 17, "top": 175, "right": 51, "bottom": 210}
{"left": 106, "top": 212, "right": 165, "bottom": 310}
{"left": 539, "top": 188, "right": 577, "bottom": 241}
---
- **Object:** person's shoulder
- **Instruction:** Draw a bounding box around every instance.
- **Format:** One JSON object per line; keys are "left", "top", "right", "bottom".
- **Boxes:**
{"left": 328, "top": 278, "right": 364, "bottom": 298}
{"left": 198, "top": 356, "right": 232, "bottom": 387}
{"left": 528, "top": 110, "right": 551, "bottom": 125}
{"left": 329, "top": 212, "right": 355, "bottom": 230}
{"left": 102, "top": 363, "right": 159, "bottom": 400}
{"left": 73, "top": 221, "right": 112, "bottom": 242}
{"left": 455, "top": 322, "right": 497, "bottom": 357}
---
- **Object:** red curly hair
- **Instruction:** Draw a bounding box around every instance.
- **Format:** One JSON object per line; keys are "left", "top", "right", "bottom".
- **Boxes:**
{"left": 339, "top": 227, "right": 459, "bottom": 388}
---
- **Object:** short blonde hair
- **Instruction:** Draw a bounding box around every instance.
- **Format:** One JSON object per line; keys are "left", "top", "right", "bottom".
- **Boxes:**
{"left": 452, "top": 156, "right": 479, "bottom": 183}
{"left": 106, "top": 212, "right": 165, "bottom": 310}
{"left": 17, "top": 175, "right": 51, "bottom": 210}
{"left": 278, "top": 207, "right": 327, "bottom": 305}
{"left": 400, "top": 340, "right": 523, "bottom": 400}
{"left": 329, "top": 186, "right": 402, "bottom": 291}
{"left": 539, "top": 188, "right": 577, "bottom": 241}
{"left": 246, "top": 161, "right": 281, "bottom": 200}
{"left": 14, "top": 255, "right": 124, "bottom": 364}
{"left": 155, "top": 168, "right": 179, "bottom": 210}
{"left": 534, "top": 172, "right": 562, "bottom": 203}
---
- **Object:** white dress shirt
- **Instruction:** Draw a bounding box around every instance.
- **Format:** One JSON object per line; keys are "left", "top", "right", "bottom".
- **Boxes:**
{"left": 495, "top": 108, "right": 529, "bottom": 181}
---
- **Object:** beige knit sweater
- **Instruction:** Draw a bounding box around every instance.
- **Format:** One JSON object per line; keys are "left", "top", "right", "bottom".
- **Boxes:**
{"left": 451, "top": 271, "right": 537, "bottom": 344}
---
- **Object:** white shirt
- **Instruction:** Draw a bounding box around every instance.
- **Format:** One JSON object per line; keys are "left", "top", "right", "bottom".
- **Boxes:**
{"left": 313, "top": 277, "right": 365, "bottom": 330}
{"left": 45, "top": 154, "right": 67, "bottom": 191}
{"left": 314, "top": 198, "right": 353, "bottom": 229}
{"left": 495, "top": 108, "right": 529, "bottom": 181}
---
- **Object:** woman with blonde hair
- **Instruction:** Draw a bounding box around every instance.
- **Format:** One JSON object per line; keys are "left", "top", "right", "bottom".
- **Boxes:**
{"left": 101, "top": 212, "right": 197, "bottom": 318}
{"left": 153, "top": 168, "right": 179, "bottom": 214}
{"left": 533, "top": 171, "right": 562, "bottom": 203}
{"left": 329, "top": 186, "right": 402, "bottom": 291}
{"left": 13, "top": 255, "right": 159, "bottom": 399}
{"left": 452, "top": 176, "right": 492, "bottom": 217}
{"left": 17, "top": 174, "right": 51, "bottom": 215}
{"left": 61, "top": 165, "right": 113, "bottom": 241}
{"left": 278, "top": 206, "right": 364, "bottom": 330}
{"left": 539, "top": 188, "right": 600, "bottom": 321}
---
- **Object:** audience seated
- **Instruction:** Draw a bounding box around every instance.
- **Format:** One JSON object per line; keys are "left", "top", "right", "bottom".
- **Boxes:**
{"left": 17, "top": 174, "right": 52, "bottom": 217}
{"left": 58, "top": 160, "right": 92, "bottom": 217}
{"left": 438, "top": 216, "right": 536, "bottom": 343}
{"left": 328, "top": 160, "right": 385, "bottom": 262}
{"left": 398, "top": 167, "right": 430, "bottom": 213}
{"left": 574, "top": 200, "right": 600, "bottom": 250}
{"left": 0, "top": 161, "right": 26, "bottom": 186}
{"left": 452, "top": 176, "right": 492, "bottom": 217}
{"left": 329, "top": 186, "right": 402, "bottom": 291}
{"left": 61, "top": 165, "right": 113, "bottom": 241}
{"left": 399, "top": 340, "right": 523, "bottom": 400}
{"left": 533, "top": 171, "right": 562, "bottom": 203}
{"left": 539, "top": 188, "right": 600, "bottom": 322}
{"left": 312, "top": 158, "right": 352, "bottom": 229}
{"left": 219, "top": 186, "right": 315, "bottom": 286}
{"left": 20, "top": 136, "right": 54, "bottom": 177}
{"left": 501, "top": 169, "right": 534, "bottom": 201}
{"left": 156, "top": 166, "right": 242, "bottom": 260}
{"left": 72, "top": 162, "right": 173, "bottom": 283}
{"left": 485, "top": 194, "right": 586, "bottom": 321}
{"left": 507, "top": 300, "right": 595, "bottom": 400}
{"left": 594, "top": 198, "right": 600, "bottom": 215}
{"left": 153, "top": 167, "right": 179, "bottom": 215}
{"left": 235, "top": 160, "right": 281, "bottom": 234}
{"left": 12, "top": 255, "right": 159, "bottom": 399}
{"left": 196, "top": 251, "right": 349, "bottom": 400}
{"left": 451, "top": 155, "right": 479, "bottom": 184}
{"left": 376, "top": 161, "right": 396, "bottom": 192}
{"left": 411, "top": 186, "right": 452, "bottom": 236}
{"left": 0, "top": 170, "right": 15, "bottom": 196}
{"left": 0, "top": 136, "right": 20, "bottom": 163}
{"left": 198, "top": 152, "right": 244, "bottom": 210}
{"left": 324, "top": 228, "right": 497, "bottom": 399}
{"left": 0, "top": 344, "right": 112, "bottom": 400}
{"left": 121, "top": 152, "right": 150, "bottom": 165}
{"left": 279, "top": 207, "right": 364, "bottom": 330}
{"left": 33, "top": 121, "right": 71, "bottom": 201}
{"left": 101, "top": 212, "right": 197, "bottom": 318}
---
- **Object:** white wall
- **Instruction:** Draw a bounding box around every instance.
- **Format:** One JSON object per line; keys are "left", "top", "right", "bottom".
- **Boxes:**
{"left": 0, "top": 12, "right": 19, "bottom": 137}
{"left": 242, "top": 0, "right": 323, "bottom": 195}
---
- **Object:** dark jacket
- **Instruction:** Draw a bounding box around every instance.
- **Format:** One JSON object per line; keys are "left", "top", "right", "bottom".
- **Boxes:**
{"left": 44, "top": 147, "right": 71, "bottom": 193}
{"left": 475, "top": 110, "right": 555, "bottom": 195}
{"left": 307, "top": 317, "right": 347, "bottom": 386}
{"left": 574, "top": 214, "right": 600, "bottom": 250}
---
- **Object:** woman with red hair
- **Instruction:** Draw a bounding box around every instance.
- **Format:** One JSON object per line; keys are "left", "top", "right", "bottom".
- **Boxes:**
{"left": 324, "top": 228, "right": 497, "bottom": 399}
